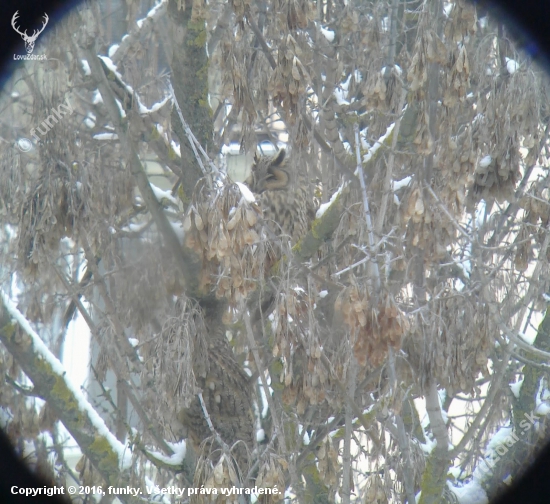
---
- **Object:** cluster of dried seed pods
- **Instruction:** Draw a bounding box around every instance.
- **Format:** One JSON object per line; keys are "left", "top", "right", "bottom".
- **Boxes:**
{"left": 192, "top": 454, "right": 241, "bottom": 504}
{"left": 273, "top": 0, "right": 310, "bottom": 31}
{"left": 229, "top": 0, "right": 251, "bottom": 21}
{"left": 271, "top": 288, "right": 330, "bottom": 416}
{"left": 406, "top": 293, "right": 492, "bottom": 393}
{"left": 184, "top": 183, "right": 265, "bottom": 304}
{"left": 519, "top": 189, "right": 550, "bottom": 224}
{"left": 255, "top": 455, "right": 286, "bottom": 503}
{"left": 317, "top": 437, "right": 339, "bottom": 488}
{"left": 270, "top": 34, "right": 308, "bottom": 120}
{"left": 408, "top": 31, "right": 431, "bottom": 96}
{"left": 470, "top": 142, "right": 520, "bottom": 203}
{"left": 363, "top": 66, "right": 402, "bottom": 113}
{"left": 402, "top": 182, "right": 456, "bottom": 262}
{"left": 335, "top": 286, "right": 407, "bottom": 367}
{"left": 434, "top": 133, "right": 471, "bottom": 215}
{"left": 18, "top": 167, "right": 80, "bottom": 277}
{"left": 444, "top": 0, "right": 477, "bottom": 44}
{"left": 444, "top": 44, "right": 470, "bottom": 107}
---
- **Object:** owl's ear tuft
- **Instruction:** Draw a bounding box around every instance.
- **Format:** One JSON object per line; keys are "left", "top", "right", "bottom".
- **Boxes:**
{"left": 271, "top": 149, "right": 286, "bottom": 167}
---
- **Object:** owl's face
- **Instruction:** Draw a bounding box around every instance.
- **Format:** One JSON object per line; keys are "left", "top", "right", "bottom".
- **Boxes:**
{"left": 245, "top": 149, "right": 289, "bottom": 194}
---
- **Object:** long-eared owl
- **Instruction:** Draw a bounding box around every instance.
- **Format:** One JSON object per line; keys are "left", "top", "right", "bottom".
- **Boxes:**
{"left": 177, "top": 326, "right": 255, "bottom": 474}
{"left": 245, "top": 149, "right": 316, "bottom": 244}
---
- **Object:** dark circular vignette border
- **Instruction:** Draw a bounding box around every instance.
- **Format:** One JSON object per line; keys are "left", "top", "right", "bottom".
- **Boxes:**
{"left": 0, "top": 1, "right": 550, "bottom": 504}
{"left": 474, "top": 0, "right": 550, "bottom": 69}
{"left": 0, "top": 0, "right": 78, "bottom": 89}
{"left": 0, "top": 0, "right": 550, "bottom": 81}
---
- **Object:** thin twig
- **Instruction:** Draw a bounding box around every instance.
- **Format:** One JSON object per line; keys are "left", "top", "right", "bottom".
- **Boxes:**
{"left": 375, "top": 85, "right": 407, "bottom": 234}
{"left": 424, "top": 185, "right": 472, "bottom": 241}
{"left": 53, "top": 264, "right": 175, "bottom": 457}
{"left": 84, "top": 46, "right": 204, "bottom": 298}
{"left": 354, "top": 123, "right": 381, "bottom": 292}
{"left": 198, "top": 392, "right": 231, "bottom": 453}
{"left": 242, "top": 311, "right": 288, "bottom": 454}
{"left": 341, "top": 359, "right": 357, "bottom": 504}
{"left": 388, "top": 349, "right": 416, "bottom": 504}
{"left": 450, "top": 345, "right": 511, "bottom": 458}
{"left": 5, "top": 375, "right": 38, "bottom": 397}
{"left": 167, "top": 80, "right": 219, "bottom": 179}
{"left": 247, "top": 17, "right": 276, "bottom": 68}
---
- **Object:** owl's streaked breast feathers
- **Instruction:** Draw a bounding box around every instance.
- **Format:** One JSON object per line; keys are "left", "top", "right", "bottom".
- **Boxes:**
{"left": 178, "top": 330, "right": 255, "bottom": 472}
{"left": 245, "top": 149, "right": 316, "bottom": 243}
{"left": 179, "top": 149, "right": 316, "bottom": 475}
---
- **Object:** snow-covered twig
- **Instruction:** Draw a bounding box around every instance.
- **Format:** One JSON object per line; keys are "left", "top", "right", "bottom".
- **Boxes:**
{"left": 83, "top": 46, "right": 203, "bottom": 297}
{"left": 354, "top": 123, "right": 381, "bottom": 291}
{"left": 110, "top": 0, "right": 167, "bottom": 65}
{"left": 375, "top": 86, "right": 407, "bottom": 234}
{"left": 420, "top": 383, "right": 451, "bottom": 504}
{"left": 243, "top": 311, "right": 287, "bottom": 454}
{"left": 53, "top": 264, "right": 178, "bottom": 460}
{"left": 0, "top": 291, "right": 135, "bottom": 493}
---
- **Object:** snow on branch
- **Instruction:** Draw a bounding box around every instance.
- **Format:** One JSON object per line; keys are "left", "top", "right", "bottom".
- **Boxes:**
{"left": 294, "top": 121, "right": 397, "bottom": 262}
{"left": 0, "top": 290, "right": 133, "bottom": 487}
{"left": 83, "top": 46, "right": 204, "bottom": 298}
{"left": 139, "top": 439, "right": 187, "bottom": 470}
{"left": 110, "top": 0, "right": 167, "bottom": 65}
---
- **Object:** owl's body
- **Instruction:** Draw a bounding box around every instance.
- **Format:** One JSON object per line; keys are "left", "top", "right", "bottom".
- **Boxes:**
{"left": 179, "top": 149, "right": 314, "bottom": 476}
{"left": 179, "top": 332, "right": 255, "bottom": 473}
{"left": 245, "top": 149, "right": 314, "bottom": 244}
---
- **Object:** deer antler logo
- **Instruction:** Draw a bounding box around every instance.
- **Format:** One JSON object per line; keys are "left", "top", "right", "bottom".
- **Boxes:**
{"left": 11, "top": 11, "right": 49, "bottom": 55}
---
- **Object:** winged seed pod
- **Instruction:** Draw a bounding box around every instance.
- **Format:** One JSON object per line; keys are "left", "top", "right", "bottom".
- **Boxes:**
{"left": 335, "top": 287, "right": 408, "bottom": 367}
{"left": 184, "top": 182, "right": 265, "bottom": 304}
